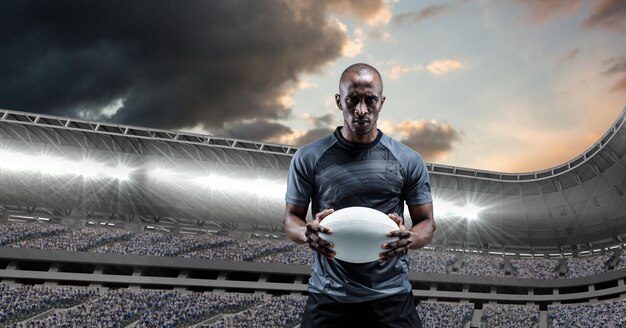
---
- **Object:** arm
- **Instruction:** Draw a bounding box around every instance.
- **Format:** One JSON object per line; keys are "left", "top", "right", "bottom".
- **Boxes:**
{"left": 379, "top": 202, "right": 435, "bottom": 261}
{"left": 406, "top": 202, "right": 436, "bottom": 249}
{"left": 283, "top": 203, "right": 309, "bottom": 244}
{"left": 283, "top": 202, "right": 336, "bottom": 259}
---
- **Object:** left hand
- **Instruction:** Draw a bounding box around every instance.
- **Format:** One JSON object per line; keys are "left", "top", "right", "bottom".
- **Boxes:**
{"left": 379, "top": 213, "right": 413, "bottom": 262}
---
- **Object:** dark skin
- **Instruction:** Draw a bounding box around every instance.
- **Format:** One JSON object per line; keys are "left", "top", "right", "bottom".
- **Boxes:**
{"left": 283, "top": 64, "right": 436, "bottom": 261}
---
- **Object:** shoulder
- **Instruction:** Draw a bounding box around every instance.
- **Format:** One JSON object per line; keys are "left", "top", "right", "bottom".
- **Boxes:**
{"left": 379, "top": 133, "right": 426, "bottom": 166}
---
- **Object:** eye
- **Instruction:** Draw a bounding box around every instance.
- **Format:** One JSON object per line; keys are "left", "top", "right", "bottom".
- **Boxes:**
{"left": 365, "top": 96, "right": 378, "bottom": 104}
{"left": 346, "top": 97, "right": 357, "bottom": 104}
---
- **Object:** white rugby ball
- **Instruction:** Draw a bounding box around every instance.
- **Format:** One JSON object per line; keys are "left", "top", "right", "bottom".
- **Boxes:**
{"left": 319, "top": 206, "right": 399, "bottom": 263}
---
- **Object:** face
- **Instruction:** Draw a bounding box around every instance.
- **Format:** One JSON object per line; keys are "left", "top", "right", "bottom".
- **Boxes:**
{"left": 335, "top": 70, "right": 385, "bottom": 142}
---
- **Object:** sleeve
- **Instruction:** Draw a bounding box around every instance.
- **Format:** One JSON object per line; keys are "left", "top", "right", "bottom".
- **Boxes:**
{"left": 404, "top": 153, "right": 432, "bottom": 205}
{"left": 285, "top": 148, "right": 314, "bottom": 207}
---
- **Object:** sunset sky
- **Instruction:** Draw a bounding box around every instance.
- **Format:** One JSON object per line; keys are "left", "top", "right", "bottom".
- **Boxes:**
{"left": 0, "top": 0, "right": 624, "bottom": 173}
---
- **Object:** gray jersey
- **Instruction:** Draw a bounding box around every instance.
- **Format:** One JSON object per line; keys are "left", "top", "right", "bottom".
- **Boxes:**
{"left": 286, "top": 127, "right": 432, "bottom": 303}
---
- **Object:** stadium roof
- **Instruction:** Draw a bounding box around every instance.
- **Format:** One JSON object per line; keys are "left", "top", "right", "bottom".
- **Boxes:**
{"left": 0, "top": 107, "right": 625, "bottom": 252}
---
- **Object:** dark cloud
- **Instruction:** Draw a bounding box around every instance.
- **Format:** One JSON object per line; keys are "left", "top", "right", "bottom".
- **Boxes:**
{"left": 398, "top": 121, "right": 462, "bottom": 162}
{"left": 310, "top": 113, "right": 336, "bottom": 127}
{"left": 392, "top": 4, "right": 455, "bottom": 26}
{"left": 293, "top": 128, "right": 335, "bottom": 146}
{"left": 219, "top": 119, "right": 293, "bottom": 141}
{"left": 602, "top": 55, "right": 626, "bottom": 93}
{"left": 583, "top": 0, "right": 626, "bottom": 32}
{"left": 603, "top": 55, "right": 626, "bottom": 75}
{"left": 0, "top": 0, "right": 387, "bottom": 131}
{"left": 516, "top": 0, "right": 581, "bottom": 23}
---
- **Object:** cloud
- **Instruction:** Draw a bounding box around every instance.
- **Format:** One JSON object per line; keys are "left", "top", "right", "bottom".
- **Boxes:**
{"left": 278, "top": 80, "right": 319, "bottom": 109}
{"left": 516, "top": 0, "right": 581, "bottom": 23}
{"left": 292, "top": 128, "right": 335, "bottom": 146}
{"left": 559, "top": 48, "right": 580, "bottom": 63}
{"left": 603, "top": 55, "right": 626, "bottom": 75}
{"left": 305, "top": 112, "right": 336, "bottom": 127}
{"left": 219, "top": 119, "right": 294, "bottom": 141}
{"left": 389, "top": 65, "right": 422, "bottom": 80}
{"left": 426, "top": 59, "right": 464, "bottom": 75}
{"left": 582, "top": 0, "right": 626, "bottom": 32}
{"left": 610, "top": 76, "right": 626, "bottom": 93}
{"left": 380, "top": 120, "right": 462, "bottom": 162}
{"left": 603, "top": 55, "right": 626, "bottom": 93}
{"left": 335, "top": 22, "right": 364, "bottom": 58}
{"left": 366, "top": 29, "right": 392, "bottom": 41}
{"left": 0, "top": 0, "right": 388, "bottom": 133}
{"left": 392, "top": 4, "right": 455, "bottom": 26}
{"left": 326, "top": 0, "right": 392, "bottom": 25}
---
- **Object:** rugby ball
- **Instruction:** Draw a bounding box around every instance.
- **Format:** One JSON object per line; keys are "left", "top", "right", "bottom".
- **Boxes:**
{"left": 319, "top": 206, "right": 399, "bottom": 263}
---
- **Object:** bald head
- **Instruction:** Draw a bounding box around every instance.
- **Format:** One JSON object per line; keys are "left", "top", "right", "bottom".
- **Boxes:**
{"left": 335, "top": 63, "right": 386, "bottom": 143}
{"left": 339, "top": 63, "right": 383, "bottom": 93}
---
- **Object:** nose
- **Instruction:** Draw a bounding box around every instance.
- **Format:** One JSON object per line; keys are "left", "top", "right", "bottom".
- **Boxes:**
{"left": 355, "top": 100, "right": 368, "bottom": 116}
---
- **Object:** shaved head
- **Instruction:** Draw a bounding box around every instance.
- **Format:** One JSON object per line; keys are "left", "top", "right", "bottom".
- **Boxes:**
{"left": 339, "top": 63, "right": 383, "bottom": 93}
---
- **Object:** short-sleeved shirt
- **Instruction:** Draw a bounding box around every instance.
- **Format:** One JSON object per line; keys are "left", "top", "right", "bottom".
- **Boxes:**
{"left": 285, "top": 127, "right": 432, "bottom": 303}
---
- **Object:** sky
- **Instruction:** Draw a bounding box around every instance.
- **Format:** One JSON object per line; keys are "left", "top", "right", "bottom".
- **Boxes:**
{"left": 0, "top": 0, "right": 624, "bottom": 173}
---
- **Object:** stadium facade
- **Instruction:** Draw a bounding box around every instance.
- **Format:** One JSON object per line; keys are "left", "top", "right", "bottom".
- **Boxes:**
{"left": 1, "top": 107, "right": 625, "bottom": 252}
{"left": 0, "top": 107, "right": 625, "bottom": 327}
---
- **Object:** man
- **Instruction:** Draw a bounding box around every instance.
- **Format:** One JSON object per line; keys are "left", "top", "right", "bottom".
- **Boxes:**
{"left": 283, "top": 63, "right": 435, "bottom": 327}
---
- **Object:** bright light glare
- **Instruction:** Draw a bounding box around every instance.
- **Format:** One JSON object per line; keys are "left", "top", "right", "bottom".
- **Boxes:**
{"left": 433, "top": 198, "right": 483, "bottom": 220}
{"left": 0, "top": 150, "right": 133, "bottom": 180}
{"left": 150, "top": 168, "right": 175, "bottom": 180}
{"left": 105, "top": 165, "right": 133, "bottom": 180}
{"left": 199, "top": 175, "right": 285, "bottom": 199}
{"left": 461, "top": 204, "right": 482, "bottom": 221}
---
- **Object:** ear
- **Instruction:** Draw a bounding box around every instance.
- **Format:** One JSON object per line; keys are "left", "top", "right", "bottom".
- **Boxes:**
{"left": 379, "top": 95, "right": 386, "bottom": 111}
{"left": 335, "top": 94, "right": 342, "bottom": 110}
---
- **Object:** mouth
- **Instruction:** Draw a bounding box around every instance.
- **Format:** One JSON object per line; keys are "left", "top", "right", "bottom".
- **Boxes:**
{"left": 353, "top": 119, "right": 370, "bottom": 127}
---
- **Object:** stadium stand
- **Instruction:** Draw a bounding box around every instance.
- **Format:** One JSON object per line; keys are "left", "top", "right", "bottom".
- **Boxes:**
{"left": 511, "top": 258, "right": 560, "bottom": 280}
{"left": 457, "top": 254, "right": 505, "bottom": 277}
{"left": 565, "top": 254, "right": 614, "bottom": 278}
{"left": 481, "top": 303, "right": 540, "bottom": 328}
{"left": 548, "top": 299, "right": 626, "bottom": 328}
{"left": 416, "top": 301, "right": 473, "bottom": 328}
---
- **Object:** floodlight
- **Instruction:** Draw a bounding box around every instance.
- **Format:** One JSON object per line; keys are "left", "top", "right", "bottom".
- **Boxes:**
{"left": 105, "top": 165, "right": 133, "bottom": 180}
{"left": 461, "top": 204, "right": 482, "bottom": 220}
{"left": 72, "top": 159, "right": 104, "bottom": 178}
{"left": 150, "top": 168, "right": 175, "bottom": 180}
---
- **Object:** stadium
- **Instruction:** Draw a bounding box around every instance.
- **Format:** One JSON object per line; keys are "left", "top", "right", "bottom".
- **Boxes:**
{"left": 0, "top": 106, "right": 624, "bottom": 327}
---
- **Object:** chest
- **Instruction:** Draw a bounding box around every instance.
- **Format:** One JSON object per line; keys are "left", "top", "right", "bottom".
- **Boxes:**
{"left": 314, "top": 149, "right": 405, "bottom": 199}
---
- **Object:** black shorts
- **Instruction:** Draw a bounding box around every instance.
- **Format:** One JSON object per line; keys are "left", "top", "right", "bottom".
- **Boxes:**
{"left": 301, "top": 292, "right": 422, "bottom": 328}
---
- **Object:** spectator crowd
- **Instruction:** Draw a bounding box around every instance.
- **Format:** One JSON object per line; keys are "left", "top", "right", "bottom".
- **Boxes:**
{"left": 0, "top": 221, "right": 623, "bottom": 279}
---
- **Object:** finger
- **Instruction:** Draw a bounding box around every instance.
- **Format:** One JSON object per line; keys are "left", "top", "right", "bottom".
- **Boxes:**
{"left": 315, "top": 208, "right": 334, "bottom": 221}
{"left": 306, "top": 222, "right": 332, "bottom": 235}
{"left": 387, "top": 213, "right": 402, "bottom": 226}
{"left": 308, "top": 242, "right": 336, "bottom": 259}
{"left": 379, "top": 246, "right": 409, "bottom": 261}
{"left": 387, "top": 229, "right": 411, "bottom": 238}
{"left": 382, "top": 238, "right": 412, "bottom": 250}
{"left": 306, "top": 232, "right": 334, "bottom": 249}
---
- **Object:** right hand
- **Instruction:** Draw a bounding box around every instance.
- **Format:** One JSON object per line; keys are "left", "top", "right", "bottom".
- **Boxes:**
{"left": 305, "top": 208, "right": 335, "bottom": 260}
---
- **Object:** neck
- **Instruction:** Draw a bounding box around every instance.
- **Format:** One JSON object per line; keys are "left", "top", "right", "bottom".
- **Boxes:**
{"left": 340, "top": 125, "right": 379, "bottom": 144}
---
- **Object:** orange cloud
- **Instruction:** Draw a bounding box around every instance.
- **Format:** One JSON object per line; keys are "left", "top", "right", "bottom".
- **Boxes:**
{"left": 426, "top": 59, "right": 464, "bottom": 76}
{"left": 583, "top": 0, "right": 626, "bottom": 32}
{"left": 610, "top": 76, "right": 626, "bottom": 92}
{"left": 517, "top": 0, "right": 581, "bottom": 23}
{"left": 389, "top": 65, "right": 422, "bottom": 79}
